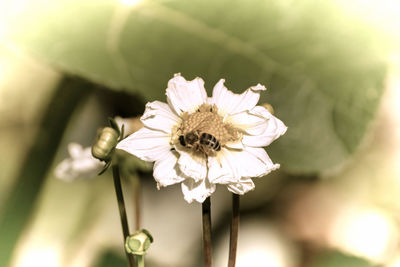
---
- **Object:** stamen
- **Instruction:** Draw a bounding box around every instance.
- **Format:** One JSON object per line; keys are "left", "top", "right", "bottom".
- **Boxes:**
{"left": 175, "top": 104, "right": 241, "bottom": 155}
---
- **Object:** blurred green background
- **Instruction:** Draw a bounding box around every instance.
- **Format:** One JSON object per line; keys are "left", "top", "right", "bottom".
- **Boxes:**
{"left": 0, "top": 0, "right": 400, "bottom": 266}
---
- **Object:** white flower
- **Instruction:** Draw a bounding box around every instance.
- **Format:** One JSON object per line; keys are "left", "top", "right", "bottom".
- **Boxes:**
{"left": 54, "top": 143, "right": 104, "bottom": 182}
{"left": 116, "top": 74, "right": 287, "bottom": 203}
{"left": 54, "top": 117, "right": 139, "bottom": 181}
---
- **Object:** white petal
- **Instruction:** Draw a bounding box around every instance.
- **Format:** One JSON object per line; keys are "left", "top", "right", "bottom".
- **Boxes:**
{"left": 227, "top": 178, "right": 255, "bottom": 195}
{"left": 140, "top": 101, "right": 181, "bottom": 133}
{"left": 114, "top": 116, "right": 142, "bottom": 136}
{"left": 208, "top": 147, "right": 279, "bottom": 184}
{"left": 68, "top": 142, "right": 84, "bottom": 158}
{"left": 207, "top": 148, "right": 241, "bottom": 184}
{"left": 181, "top": 178, "right": 216, "bottom": 203}
{"left": 227, "top": 111, "right": 267, "bottom": 135}
{"left": 116, "top": 127, "right": 171, "bottom": 162}
{"left": 71, "top": 157, "right": 103, "bottom": 177}
{"left": 242, "top": 147, "right": 280, "bottom": 176}
{"left": 211, "top": 80, "right": 266, "bottom": 116}
{"left": 55, "top": 145, "right": 103, "bottom": 181}
{"left": 177, "top": 149, "right": 207, "bottom": 181}
{"left": 166, "top": 73, "right": 208, "bottom": 115}
{"left": 224, "top": 140, "right": 244, "bottom": 149}
{"left": 54, "top": 160, "right": 78, "bottom": 182}
{"left": 114, "top": 116, "right": 131, "bottom": 135}
{"left": 153, "top": 150, "right": 185, "bottom": 187}
{"left": 242, "top": 106, "right": 288, "bottom": 147}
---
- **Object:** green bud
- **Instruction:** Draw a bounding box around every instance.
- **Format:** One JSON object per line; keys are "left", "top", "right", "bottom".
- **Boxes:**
{"left": 125, "top": 229, "right": 154, "bottom": 255}
{"left": 91, "top": 127, "right": 119, "bottom": 161}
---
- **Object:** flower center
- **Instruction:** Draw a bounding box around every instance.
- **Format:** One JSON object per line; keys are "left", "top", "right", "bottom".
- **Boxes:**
{"left": 174, "top": 104, "right": 241, "bottom": 155}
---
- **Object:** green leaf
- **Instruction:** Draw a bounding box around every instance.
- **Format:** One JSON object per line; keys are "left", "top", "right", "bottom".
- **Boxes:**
{"left": 0, "top": 77, "right": 92, "bottom": 266}
{"left": 310, "top": 251, "right": 381, "bottom": 267}
{"left": 94, "top": 251, "right": 127, "bottom": 267}
{"left": 4, "top": 0, "right": 387, "bottom": 173}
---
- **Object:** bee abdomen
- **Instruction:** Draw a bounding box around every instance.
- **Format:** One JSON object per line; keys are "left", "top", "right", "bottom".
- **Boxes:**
{"left": 200, "top": 133, "right": 221, "bottom": 151}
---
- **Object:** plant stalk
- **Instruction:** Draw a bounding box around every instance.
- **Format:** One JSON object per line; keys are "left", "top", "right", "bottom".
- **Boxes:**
{"left": 131, "top": 173, "right": 141, "bottom": 230}
{"left": 136, "top": 255, "right": 145, "bottom": 267}
{"left": 112, "top": 164, "right": 135, "bottom": 267}
{"left": 228, "top": 194, "right": 240, "bottom": 267}
{"left": 202, "top": 197, "right": 213, "bottom": 267}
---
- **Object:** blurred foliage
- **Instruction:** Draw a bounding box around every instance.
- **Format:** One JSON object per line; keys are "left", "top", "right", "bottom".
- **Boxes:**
{"left": 5, "top": 0, "right": 387, "bottom": 174}
{"left": 310, "top": 251, "right": 381, "bottom": 267}
{"left": 95, "top": 251, "right": 127, "bottom": 267}
{"left": 0, "top": 77, "right": 92, "bottom": 265}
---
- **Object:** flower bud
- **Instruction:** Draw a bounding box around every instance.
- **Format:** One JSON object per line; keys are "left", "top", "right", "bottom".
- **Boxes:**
{"left": 91, "top": 127, "right": 119, "bottom": 161}
{"left": 125, "top": 229, "right": 154, "bottom": 255}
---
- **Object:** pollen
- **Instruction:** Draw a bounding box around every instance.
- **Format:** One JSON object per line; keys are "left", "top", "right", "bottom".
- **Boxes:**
{"left": 179, "top": 104, "right": 240, "bottom": 146}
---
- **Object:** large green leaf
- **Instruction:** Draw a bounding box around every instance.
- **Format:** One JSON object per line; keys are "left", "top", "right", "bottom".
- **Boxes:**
{"left": 5, "top": 0, "right": 387, "bottom": 173}
{"left": 310, "top": 251, "right": 380, "bottom": 267}
{"left": 94, "top": 251, "right": 127, "bottom": 267}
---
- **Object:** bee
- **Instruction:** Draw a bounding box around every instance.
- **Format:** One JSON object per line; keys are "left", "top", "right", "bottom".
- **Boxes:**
{"left": 179, "top": 131, "right": 221, "bottom": 153}
{"left": 179, "top": 132, "right": 199, "bottom": 148}
{"left": 200, "top": 133, "right": 221, "bottom": 151}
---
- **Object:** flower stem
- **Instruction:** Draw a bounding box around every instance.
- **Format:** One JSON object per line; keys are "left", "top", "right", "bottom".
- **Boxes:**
{"left": 202, "top": 197, "right": 213, "bottom": 267}
{"left": 131, "top": 173, "right": 141, "bottom": 231}
{"left": 136, "top": 255, "right": 145, "bottom": 267}
{"left": 228, "top": 194, "right": 240, "bottom": 267}
{"left": 112, "top": 164, "right": 135, "bottom": 267}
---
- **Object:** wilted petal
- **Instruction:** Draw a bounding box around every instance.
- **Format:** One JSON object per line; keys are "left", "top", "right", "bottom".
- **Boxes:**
{"left": 116, "top": 127, "right": 171, "bottom": 162}
{"left": 181, "top": 177, "right": 216, "bottom": 203}
{"left": 177, "top": 149, "right": 207, "bottom": 181}
{"left": 211, "top": 79, "right": 266, "bottom": 115}
{"left": 153, "top": 150, "right": 185, "bottom": 187}
{"left": 166, "top": 73, "right": 207, "bottom": 115}
{"left": 227, "top": 177, "right": 255, "bottom": 194}
{"left": 141, "top": 101, "right": 181, "bottom": 133}
{"left": 242, "top": 106, "right": 287, "bottom": 147}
